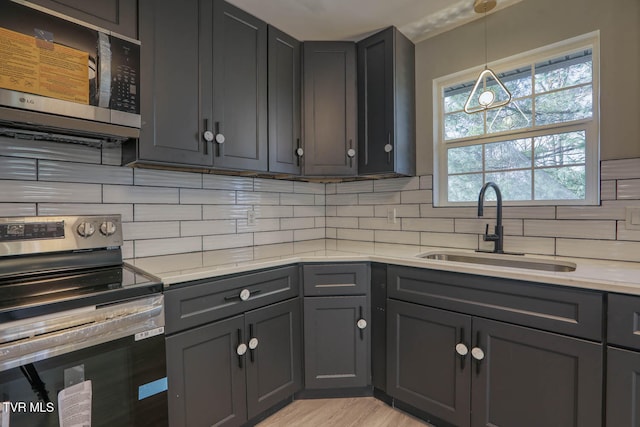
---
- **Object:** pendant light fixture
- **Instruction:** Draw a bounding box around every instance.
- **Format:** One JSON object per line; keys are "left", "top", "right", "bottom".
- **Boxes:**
{"left": 464, "top": 0, "right": 512, "bottom": 114}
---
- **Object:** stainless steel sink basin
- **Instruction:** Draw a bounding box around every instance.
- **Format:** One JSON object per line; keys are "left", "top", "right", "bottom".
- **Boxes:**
{"left": 418, "top": 251, "right": 576, "bottom": 272}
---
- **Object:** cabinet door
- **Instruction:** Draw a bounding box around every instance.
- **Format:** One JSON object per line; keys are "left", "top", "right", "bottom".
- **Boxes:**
{"left": 304, "top": 296, "right": 369, "bottom": 389}
{"left": 245, "top": 298, "right": 302, "bottom": 418}
{"left": 27, "top": 0, "right": 137, "bottom": 39}
{"left": 166, "top": 315, "right": 247, "bottom": 427}
{"left": 268, "top": 26, "right": 301, "bottom": 175}
{"left": 212, "top": 0, "right": 268, "bottom": 171}
{"left": 136, "top": 0, "right": 212, "bottom": 166}
{"left": 303, "top": 42, "right": 357, "bottom": 176}
{"left": 606, "top": 346, "right": 640, "bottom": 427}
{"left": 357, "top": 27, "right": 415, "bottom": 176}
{"left": 471, "top": 318, "right": 602, "bottom": 427}
{"left": 387, "top": 299, "right": 472, "bottom": 427}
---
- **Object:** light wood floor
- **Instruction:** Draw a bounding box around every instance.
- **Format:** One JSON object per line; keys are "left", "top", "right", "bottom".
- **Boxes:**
{"left": 256, "top": 397, "right": 433, "bottom": 427}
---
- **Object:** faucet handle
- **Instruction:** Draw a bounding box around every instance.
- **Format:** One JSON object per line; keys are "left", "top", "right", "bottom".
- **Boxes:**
{"left": 484, "top": 223, "right": 490, "bottom": 236}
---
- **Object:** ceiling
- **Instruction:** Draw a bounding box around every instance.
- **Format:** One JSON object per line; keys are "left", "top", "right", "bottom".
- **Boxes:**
{"left": 226, "top": 0, "right": 523, "bottom": 43}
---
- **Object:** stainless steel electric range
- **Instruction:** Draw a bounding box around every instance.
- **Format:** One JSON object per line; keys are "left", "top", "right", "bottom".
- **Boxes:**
{"left": 0, "top": 215, "right": 167, "bottom": 427}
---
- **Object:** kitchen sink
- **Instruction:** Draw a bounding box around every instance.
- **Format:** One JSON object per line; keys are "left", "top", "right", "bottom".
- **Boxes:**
{"left": 418, "top": 251, "right": 577, "bottom": 272}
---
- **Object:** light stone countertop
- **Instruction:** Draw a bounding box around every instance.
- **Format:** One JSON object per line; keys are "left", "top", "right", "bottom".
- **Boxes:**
{"left": 130, "top": 241, "right": 640, "bottom": 296}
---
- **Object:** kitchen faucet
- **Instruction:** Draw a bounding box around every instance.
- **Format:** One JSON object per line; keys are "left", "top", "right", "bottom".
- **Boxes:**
{"left": 477, "top": 182, "right": 504, "bottom": 253}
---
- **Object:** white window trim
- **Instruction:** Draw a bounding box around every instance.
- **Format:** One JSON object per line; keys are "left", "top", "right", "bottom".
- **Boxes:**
{"left": 433, "top": 31, "right": 600, "bottom": 207}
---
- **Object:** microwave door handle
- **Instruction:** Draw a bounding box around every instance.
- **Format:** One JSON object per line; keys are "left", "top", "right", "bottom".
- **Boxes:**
{"left": 97, "top": 32, "right": 112, "bottom": 108}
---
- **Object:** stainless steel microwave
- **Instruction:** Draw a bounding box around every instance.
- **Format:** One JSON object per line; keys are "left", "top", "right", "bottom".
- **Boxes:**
{"left": 0, "top": 0, "right": 140, "bottom": 144}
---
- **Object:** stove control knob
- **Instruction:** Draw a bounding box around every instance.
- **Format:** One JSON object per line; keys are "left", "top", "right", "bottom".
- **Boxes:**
{"left": 100, "top": 221, "right": 117, "bottom": 236}
{"left": 77, "top": 222, "right": 96, "bottom": 237}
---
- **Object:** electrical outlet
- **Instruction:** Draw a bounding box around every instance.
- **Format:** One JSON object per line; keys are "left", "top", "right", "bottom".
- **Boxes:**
{"left": 626, "top": 207, "right": 640, "bottom": 230}
{"left": 387, "top": 208, "right": 397, "bottom": 224}
{"left": 247, "top": 209, "right": 256, "bottom": 226}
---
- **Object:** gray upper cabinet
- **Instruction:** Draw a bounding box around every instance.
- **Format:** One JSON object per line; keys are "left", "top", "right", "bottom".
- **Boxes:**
{"left": 133, "top": 0, "right": 211, "bottom": 167}
{"left": 212, "top": 0, "right": 268, "bottom": 171}
{"left": 303, "top": 42, "right": 357, "bottom": 176}
{"left": 28, "top": 0, "right": 138, "bottom": 39}
{"left": 268, "top": 26, "right": 301, "bottom": 175}
{"left": 357, "top": 27, "right": 415, "bottom": 176}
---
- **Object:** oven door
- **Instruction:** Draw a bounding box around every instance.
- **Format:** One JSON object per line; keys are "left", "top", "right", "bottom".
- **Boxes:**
{"left": 0, "top": 295, "right": 167, "bottom": 427}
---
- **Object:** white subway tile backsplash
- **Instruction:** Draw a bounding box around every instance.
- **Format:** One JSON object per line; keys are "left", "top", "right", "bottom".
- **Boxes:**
{"left": 101, "top": 146, "right": 122, "bottom": 166}
{"left": 420, "top": 204, "right": 477, "bottom": 219}
{"left": 337, "top": 229, "right": 374, "bottom": 242}
{"left": 524, "top": 220, "right": 616, "bottom": 240}
{"left": 617, "top": 179, "right": 640, "bottom": 200}
{"left": 375, "top": 230, "right": 420, "bottom": 245}
{"left": 254, "top": 230, "right": 293, "bottom": 245}
{"left": 203, "top": 174, "right": 253, "bottom": 191}
{"left": 421, "top": 232, "right": 478, "bottom": 250}
{"left": 358, "top": 192, "right": 401, "bottom": 205}
{"left": 236, "top": 191, "right": 280, "bottom": 205}
{"left": 335, "top": 239, "right": 375, "bottom": 253}
{"left": 601, "top": 158, "right": 640, "bottom": 180}
{"left": 39, "top": 161, "right": 132, "bottom": 185}
{"left": 254, "top": 243, "right": 294, "bottom": 259}
{"left": 454, "top": 218, "right": 523, "bottom": 236}
{"left": 294, "top": 181, "right": 325, "bottom": 194}
{"left": 134, "top": 169, "right": 202, "bottom": 188}
{"left": 122, "top": 241, "right": 134, "bottom": 259}
{"left": 359, "top": 217, "right": 401, "bottom": 231}
{"left": 0, "top": 203, "right": 37, "bottom": 217}
{"left": 0, "top": 137, "right": 101, "bottom": 163}
{"left": 327, "top": 217, "right": 359, "bottom": 228}
{"left": 281, "top": 217, "right": 315, "bottom": 230}
{"left": 180, "top": 189, "right": 236, "bottom": 205}
{"left": 337, "top": 181, "right": 373, "bottom": 194}
{"left": 315, "top": 217, "right": 326, "bottom": 228}
{"left": 203, "top": 205, "right": 251, "bottom": 220}
{"left": 255, "top": 205, "right": 294, "bottom": 218}
{"left": 38, "top": 203, "right": 134, "bottom": 221}
{"left": 420, "top": 175, "right": 433, "bottom": 190}
{"left": 203, "top": 233, "right": 253, "bottom": 250}
{"left": 402, "top": 218, "right": 455, "bottom": 233}
{"left": 326, "top": 194, "right": 358, "bottom": 206}
{"left": 135, "top": 236, "right": 202, "bottom": 257}
{"left": 325, "top": 183, "right": 337, "bottom": 194}
{"left": 374, "top": 204, "right": 421, "bottom": 218}
{"left": 336, "top": 205, "right": 374, "bottom": 217}
{"left": 294, "top": 228, "right": 325, "bottom": 241}
{"left": 294, "top": 239, "right": 326, "bottom": 253}
{"left": 617, "top": 221, "right": 640, "bottom": 241}
{"left": 181, "top": 219, "right": 236, "bottom": 237}
{"left": 315, "top": 195, "right": 326, "bottom": 206}
{"left": 601, "top": 180, "right": 616, "bottom": 201}
{"left": 556, "top": 201, "right": 639, "bottom": 220}
{"left": 0, "top": 180, "right": 102, "bottom": 203}
{"left": 326, "top": 228, "right": 337, "bottom": 239}
{"left": 254, "top": 178, "right": 293, "bottom": 193}
{"left": 237, "top": 218, "right": 280, "bottom": 233}
{"left": 373, "top": 177, "right": 419, "bottom": 193}
{"left": 479, "top": 236, "right": 555, "bottom": 255}
{"left": 400, "top": 190, "right": 432, "bottom": 204}
{"left": 122, "top": 221, "right": 180, "bottom": 240}
{"left": 135, "top": 252, "right": 204, "bottom": 273}
{"left": 557, "top": 238, "right": 640, "bottom": 262}
{"left": 280, "top": 193, "right": 315, "bottom": 206}
{"left": 325, "top": 205, "right": 337, "bottom": 217}
{"left": 104, "top": 185, "right": 178, "bottom": 204}
{"left": 202, "top": 247, "right": 254, "bottom": 266}
{"left": 502, "top": 206, "right": 556, "bottom": 219}
{"left": 135, "top": 204, "right": 201, "bottom": 221}
{"left": 294, "top": 205, "right": 325, "bottom": 217}
{"left": 0, "top": 157, "right": 36, "bottom": 180}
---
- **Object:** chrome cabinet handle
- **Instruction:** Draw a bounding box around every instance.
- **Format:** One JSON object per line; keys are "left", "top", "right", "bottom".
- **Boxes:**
{"left": 347, "top": 148, "right": 356, "bottom": 158}
{"left": 456, "top": 343, "right": 469, "bottom": 356}
{"left": 357, "top": 319, "right": 367, "bottom": 330}
{"left": 236, "top": 343, "right": 248, "bottom": 356}
{"left": 248, "top": 337, "right": 259, "bottom": 350}
{"left": 236, "top": 329, "right": 245, "bottom": 369}
{"left": 471, "top": 347, "right": 484, "bottom": 361}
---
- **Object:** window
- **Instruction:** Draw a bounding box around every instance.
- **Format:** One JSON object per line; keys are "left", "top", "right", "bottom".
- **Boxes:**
{"left": 433, "top": 32, "right": 599, "bottom": 206}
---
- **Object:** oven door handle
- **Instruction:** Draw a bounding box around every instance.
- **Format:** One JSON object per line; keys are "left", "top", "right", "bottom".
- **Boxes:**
{"left": 0, "top": 295, "right": 164, "bottom": 373}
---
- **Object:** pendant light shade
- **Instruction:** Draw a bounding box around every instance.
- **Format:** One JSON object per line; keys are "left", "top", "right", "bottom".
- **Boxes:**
{"left": 464, "top": 0, "right": 512, "bottom": 114}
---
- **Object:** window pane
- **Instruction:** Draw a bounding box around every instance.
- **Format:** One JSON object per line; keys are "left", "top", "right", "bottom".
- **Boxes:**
{"left": 486, "top": 170, "right": 532, "bottom": 200}
{"left": 534, "top": 131, "right": 586, "bottom": 167}
{"left": 534, "top": 166, "right": 585, "bottom": 200}
{"left": 448, "top": 145, "right": 482, "bottom": 174}
{"left": 448, "top": 174, "right": 483, "bottom": 202}
{"left": 535, "top": 85, "right": 592, "bottom": 125}
{"left": 486, "top": 138, "right": 532, "bottom": 171}
{"left": 501, "top": 68, "right": 532, "bottom": 98}
{"left": 535, "top": 51, "right": 592, "bottom": 93}
{"left": 444, "top": 111, "right": 484, "bottom": 140}
{"left": 444, "top": 84, "right": 473, "bottom": 113}
{"left": 487, "top": 98, "right": 532, "bottom": 134}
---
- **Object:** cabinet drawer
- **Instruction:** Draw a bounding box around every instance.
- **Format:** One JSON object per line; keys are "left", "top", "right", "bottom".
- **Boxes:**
{"left": 165, "top": 266, "right": 299, "bottom": 334}
{"left": 387, "top": 265, "right": 603, "bottom": 341}
{"left": 303, "top": 263, "right": 369, "bottom": 296}
{"left": 608, "top": 293, "right": 640, "bottom": 350}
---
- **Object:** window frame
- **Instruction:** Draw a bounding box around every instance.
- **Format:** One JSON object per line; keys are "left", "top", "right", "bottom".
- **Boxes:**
{"left": 433, "top": 31, "right": 600, "bottom": 207}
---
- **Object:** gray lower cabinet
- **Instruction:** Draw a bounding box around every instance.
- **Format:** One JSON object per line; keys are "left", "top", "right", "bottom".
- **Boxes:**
{"left": 27, "top": 0, "right": 138, "bottom": 39}
{"left": 606, "top": 346, "right": 640, "bottom": 427}
{"left": 387, "top": 299, "right": 602, "bottom": 427}
{"left": 304, "top": 296, "right": 370, "bottom": 389}
{"left": 357, "top": 26, "right": 415, "bottom": 176}
{"left": 167, "top": 298, "right": 302, "bottom": 427}
{"left": 303, "top": 42, "right": 357, "bottom": 176}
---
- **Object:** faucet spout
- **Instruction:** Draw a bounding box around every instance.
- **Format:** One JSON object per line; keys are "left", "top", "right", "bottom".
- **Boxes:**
{"left": 478, "top": 182, "right": 504, "bottom": 253}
